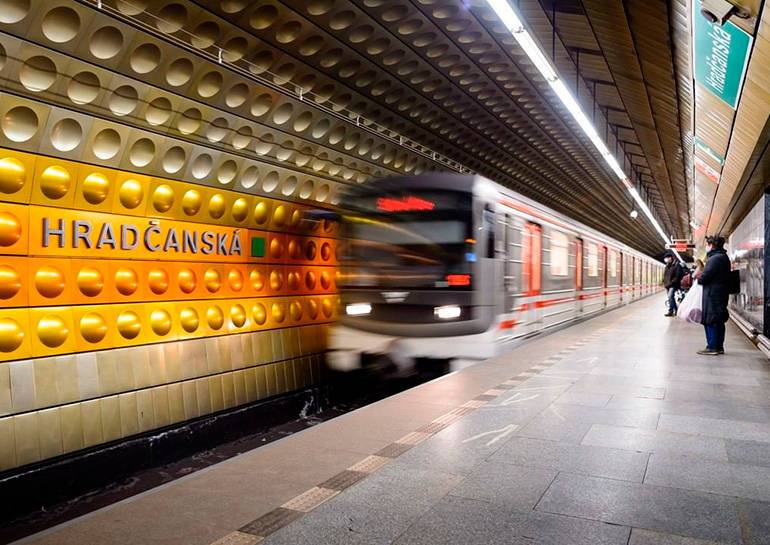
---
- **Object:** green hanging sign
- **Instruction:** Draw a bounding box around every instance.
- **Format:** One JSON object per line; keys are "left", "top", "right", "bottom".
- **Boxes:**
{"left": 693, "top": 0, "right": 753, "bottom": 109}
{"left": 694, "top": 135, "right": 725, "bottom": 165}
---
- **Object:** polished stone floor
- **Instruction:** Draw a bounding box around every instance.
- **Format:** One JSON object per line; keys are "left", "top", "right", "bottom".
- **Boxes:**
{"left": 260, "top": 298, "right": 770, "bottom": 545}
{"left": 18, "top": 295, "right": 770, "bottom": 545}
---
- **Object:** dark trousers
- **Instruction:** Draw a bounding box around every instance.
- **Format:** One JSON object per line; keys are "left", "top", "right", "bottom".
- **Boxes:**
{"left": 667, "top": 287, "right": 678, "bottom": 314}
{"left": 704, "top": 323, "right": 726, "bottom": 351}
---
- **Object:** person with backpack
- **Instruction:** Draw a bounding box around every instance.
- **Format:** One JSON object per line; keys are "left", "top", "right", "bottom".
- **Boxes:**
{"left": 694, "top": 236, "right": 732, "bottom": 355}
{"left": 663, "top": 251, "right": 684, "bottom": 317}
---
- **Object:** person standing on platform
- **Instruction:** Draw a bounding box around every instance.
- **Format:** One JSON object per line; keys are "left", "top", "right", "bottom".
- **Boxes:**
{"left": 695, "top": 236, "right": 731, "bottom": 355}
{"left": 663, "top": 252, "right": 684, "bottom": 317}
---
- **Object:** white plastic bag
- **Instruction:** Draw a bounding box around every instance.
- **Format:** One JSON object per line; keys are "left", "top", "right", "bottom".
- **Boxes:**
{"left": 677, "top": 281, "right": 703, "bottom": 324}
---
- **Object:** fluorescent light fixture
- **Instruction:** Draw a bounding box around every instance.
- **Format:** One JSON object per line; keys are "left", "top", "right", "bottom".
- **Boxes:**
{"left": 434, "top": 305, "right": 461, "bottom": 320}
{"left": 630, "top": 209, "right": 638, "bottom": 219}
{"left": 484, "top": 0, "right": 672, "bottom": 247}
{"left": 346, "top": 303, "right": 372, "bottom": 316}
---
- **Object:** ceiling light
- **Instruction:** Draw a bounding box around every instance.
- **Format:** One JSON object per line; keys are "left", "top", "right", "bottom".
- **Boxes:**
{"left": 484, "top": 0, "right": 672, "bottom": 248}
{"left": 630, "top": 209, "right": 638, "bottom": 219}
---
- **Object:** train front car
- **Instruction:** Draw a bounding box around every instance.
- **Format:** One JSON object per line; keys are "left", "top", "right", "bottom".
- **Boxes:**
{"left": 328, "top": 174, "right": 499, "bottom": 371}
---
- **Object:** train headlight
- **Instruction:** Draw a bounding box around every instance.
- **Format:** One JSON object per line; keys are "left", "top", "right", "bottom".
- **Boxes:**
{"left": 434, "top": 305, "right": 461, "bottom": 320}
{"left": 346, "top": 303, "right": 372, "bottom": 316}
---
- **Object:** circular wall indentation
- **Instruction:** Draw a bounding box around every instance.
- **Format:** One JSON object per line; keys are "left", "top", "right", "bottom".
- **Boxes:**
{"left": 269, "top": 270, "right": 282, "bottom": 292}
{"left": 0, "top": 157, "right": 24, "bottom": 195}
{"left": 250, "top": 93, "right": 273, "bottom": 117}
{"left": 227, "top": 269, "right": 243, "bottom": 291}
{"left": 206, "top": 305, "right": 224, "bottom": 329}
{"left": 162, "top": 145, "right": 186, "bottom": 174}
{"left": 50, "top": 118, "right": 82, "bottom": 152}
{"left": 217, "top": 160, "right": 237, "bottom": 184}
{"left": 262, "top": 170, "right": 279, "bottom": 192}
{"left": 2, "top": 106, "right": 38, "bottom": 143}
{"left": 231, "top": 197, "right": 248, "bottom": 222}
{"left": 208, "top": 194, "right": 225, "bottom": 218}
{"left": 92, "top": 128, "right": 121, "bottom": 160}
{"left": 177, "top": 108, "right": 201, "bottom": 134}
{"left": 157, "top": 3, "right": 187, "bottom": 33}
{"left": 252, "top": 303, "right": 266, "bottom": 325}
{"left": 82, "top": 172, "right": 109, "bottom": 204}
{"left": 240, "top": 165, "right": 258, "bottom": 188}
{"left": 89, "top": 26, "right": 123, "bottom": 59}
{"left": 205, "top": 270, "right": 221, "bottom": 292}
{"left": 253, "top": 201, "right": 268, "bottom": 224}
{"left": 167, "top": 57, "right": 193, "bottom": 86}
{"left": 316, "top": 184, "right": 330, "bottom": 202}
{"left": 145, "top": 96, "right": 172, "bottom": 125}
{"left": 42, "top": 6, "right": 80, "bottom": 43}
{"left": 197, "top": 71, "right": 223, "bottom": 98}
{"left": 0, "top": 211, "right": 21, "bottom": 247}
{"left": 178, "top": 268, "right": 196, "bottom": 293}
{"left": 232, "top": 126, "right": 252, "bottom": 150}
{"left": 222, "top": 36, "right": 248, "bottom": 62}
{"left": 79, "top": 313, "right": 107, "bottom": 343}
{"left": 298, "top": 179, "right": 313, "bottom": 199}
{"left": 116, "top": 0, "right": 147, "bottom": 16}
{"left": 150, "top": 309, "right": 172, "bottom": 336}
{"left": 0, "top": 0, "right": 30, "bottom": 23}
{"left": 250, "top": 4, "right": 278, "bottom": 30}
{"left": 272, "top": 103, "right": 293, "bottom": 125}
{"left": 152, "top": 184, "right": 174, "bottom": 212}
{"left": 130, "top": 43, "right": 161, "bottom": 74}
{"left": 40, "top": 165, "right": 71, "bottom": 199}
{"left": 191, "top": 153, "right": 213, "bottom": 179}
{"left": 206, "top": 117, "right": 228, "bottom": 142}
{"left": 281, "top": 175, "right": 297, "bottom": 196}
{"left": 34, "top": 265, "right": 64, "bottom": 298}
{"left": 129, "top": 138, "right": 155, "bottom": 167}
{"left": 67, "top": 71, "right": 100, "bottom": 105}
{"left": 147, "top": 268, "right": 169, "bottom": 294}
{"left": 179, "top": 307, "right": 198, "bottom": 333}
{"left": 117, "top": 310, "right": 141, "bottom": 339}
{"left": 119, "top": 178, "right": 143, "bottom": 209}
{"left": 0, "top": 265, "right": 21, "bottom": 300}
{"left": 182, "top": 189, "right": 201, "bottom": 215}
{"left": 76, "top": 267, "right": 103, "bottom": 297}
{"left": 191, "top": 20, "right": 219, "bottom": 49}
{"left": 0, "top": 317, "right": 23, "bottom": 352}
{"left": 115, "top": 267, "right": 138, "bottom": 295}
{"left": 226, "top": 83, "right": 249, "bottom": 108}
{"left": 19, "top": 55, "right": 56, "bottom": 92}
{"left": 271, "top": 302, "right": 285, "bottom": 323}
{"left": 109, "top": 85, "right": 138, "bottom": 116}
{"left": 37, "top": 315, "right": 68, "bottom": 347}
{"left": 249, "top": 270, "right": 264, "bottom": 291}
{"left": 230, "top": 304, "right": 246, "bottom": 327}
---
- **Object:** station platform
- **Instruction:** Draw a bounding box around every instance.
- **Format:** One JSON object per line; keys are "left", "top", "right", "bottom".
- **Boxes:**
{"left": 17, "top": 295, "right": 770, "bottom": 545}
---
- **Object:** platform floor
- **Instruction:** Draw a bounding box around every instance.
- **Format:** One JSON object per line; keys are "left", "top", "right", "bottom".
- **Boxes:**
{"left": 18, "top": 295, "right": 770, "bottom": 545}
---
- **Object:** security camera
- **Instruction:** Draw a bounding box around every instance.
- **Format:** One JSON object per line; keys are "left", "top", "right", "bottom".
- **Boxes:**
{"left": 700, "top": 0, "right": 748, "bottom": 25}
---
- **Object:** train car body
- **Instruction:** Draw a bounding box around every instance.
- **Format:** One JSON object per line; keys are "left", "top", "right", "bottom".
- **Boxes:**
{"left": 329, "top": 174, "right": 663, "bottom": 370}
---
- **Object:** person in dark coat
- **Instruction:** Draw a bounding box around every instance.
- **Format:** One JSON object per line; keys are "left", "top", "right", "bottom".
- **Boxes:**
{"left": 662, "top": 252, "right": 684, "bottom": 317}
{"left": 695, "top": 235, "right": 731, "bottom": 355}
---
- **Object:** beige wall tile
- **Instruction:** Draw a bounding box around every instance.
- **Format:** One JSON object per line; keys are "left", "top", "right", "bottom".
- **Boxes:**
{"left": 136, "top": 389, "right": 155, "bottom": 433}
{"left": 55, "top": 355, "right": 79, "bottom": 404}
{"left": 118, "top": 392, "right": 139, "bottom": 438}
{"left": 232, "top": 370, "right": 246, "bottom": 406}
{"left": 182, "top": 381, "right": 199, "bottom": 420}
{"left": 254, "top": 364, "right": 267, "bottom": 400}
{"left": 167, "top": 383, "right": 184, "bottom": 424}
{"left": 163, "top": 342, "right": 182, "bottom": 383}
{"left": 10, "top": 360, "right": 36, "bottom": 413}
{"left": 152, "top": 386, "right": 170, "bottom": 428}
{"left": 147, "top": 345, "right": 168, "bottom": 387}
{"left": 221, "top": 373, "right": 235, "bottom": 410}
{"left": 60, "top": 403, "right": 84, "bottom": 454}
{"left": 0, "top": 363, "right": 12, "bottom": 416}
{"left": 209, "top": 376, "right": 224, "bottom": 413}
{"left": 33, "top": 357, "right": 59, "bottom": 410}
{"left": 115, "top": 348, "right": 137, "bottom": 392}
{"left": 274, "top": 362, "right": 287, "bottom": 394}
{"left": 100, "top": 396, "right": 121, "bottom": 443}
{"left": 13, "top": 412, "right": 40, "bottom": 466}
{"left": 0, "top": 417, "right": 17, "bottom": 471}
{"left": 96, "top": 353, "right": 120, "bottom": 397}
{"left": 75, "top": 353, "right": 100, "bottom": 400}
{"left": 37, "top": 407, "right": 63, "bottom": 460}
{"left": 243, "top": 367, "right": 257, "bottom": 402}
{"left": 81, "top": 399, "right": 104, "bottom": 448}
{"left": 195, "top": 378, "right": 212, "bottom": 416}
{"left": 130, "top": 348, "right": 152, "bottom": 390}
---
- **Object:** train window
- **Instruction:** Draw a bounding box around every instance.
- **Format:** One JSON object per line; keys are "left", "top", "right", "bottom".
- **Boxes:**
{"left": 483, "top": 205, "right": 495, "bottom": 259}
{"left": 550, "top": 231, "right": 569, "bottom": 276}
{"left": 587, "top": 243, "right": 599, "bottom": 277}
{"left": 609, "top": 250, "right": 617, "bottom": 277}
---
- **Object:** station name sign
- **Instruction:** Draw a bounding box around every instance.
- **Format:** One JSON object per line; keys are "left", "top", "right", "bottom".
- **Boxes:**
{"left": 27, "top": 206, "right": 268, "bottom": 261}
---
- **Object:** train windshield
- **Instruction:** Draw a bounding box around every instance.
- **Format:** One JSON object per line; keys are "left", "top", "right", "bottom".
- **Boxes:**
{"left": 339, "top": 189, "right": 474, "bottom": 289}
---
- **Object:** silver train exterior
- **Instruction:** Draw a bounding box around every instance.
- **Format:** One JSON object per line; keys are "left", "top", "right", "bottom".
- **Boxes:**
{"left": 328, "top": 174, "right": 664, "bottom": 370}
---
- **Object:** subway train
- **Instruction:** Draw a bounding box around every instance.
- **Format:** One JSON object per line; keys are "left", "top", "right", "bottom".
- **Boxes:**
{"left": 327, "top": 174, "right": 664, "bottom": 370}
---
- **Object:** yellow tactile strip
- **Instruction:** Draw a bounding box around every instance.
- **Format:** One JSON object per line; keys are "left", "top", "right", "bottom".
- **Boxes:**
{"left": 209, "top": 325, "right": 613, "bottom": 545}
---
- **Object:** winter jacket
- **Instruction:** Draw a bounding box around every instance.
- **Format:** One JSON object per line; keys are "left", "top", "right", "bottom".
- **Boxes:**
{"left": 663, "top": 261, "right": 683, "bottom": 289}
{"left": 699, "top": 248, "right": 731, "bottom": 325}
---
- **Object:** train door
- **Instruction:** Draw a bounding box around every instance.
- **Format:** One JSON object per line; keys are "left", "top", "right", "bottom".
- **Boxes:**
{"left": 576, "top": 238, "right": 583, "bottom": 313}
{"left": 499, "top": 213, "right": 529, "bottom": 339}
{"left": 602, "top": 245, "right": 608, "bottom": 309}
{"left": 619, "top": 251, "right": 625, "bottom": 303}
{"left": 523, "top": 222, "right": 542, "bottom": 331}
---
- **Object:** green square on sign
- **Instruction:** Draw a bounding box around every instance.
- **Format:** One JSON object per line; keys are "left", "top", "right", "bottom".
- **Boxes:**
{"left": 251, "top": 236, "right": 265, "bottom": 257}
